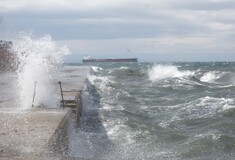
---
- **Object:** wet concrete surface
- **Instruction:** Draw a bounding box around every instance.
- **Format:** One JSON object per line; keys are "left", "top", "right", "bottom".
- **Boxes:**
{"left": 0, "top": 66, "right": 91, "bottom": 159}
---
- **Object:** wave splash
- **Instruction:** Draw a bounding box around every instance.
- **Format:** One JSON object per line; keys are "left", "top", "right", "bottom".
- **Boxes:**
{"left": 13, "top": 34, "right": 70, "bottom": 108}
{"left": 200, "top": 71, "right": 222, "bottom": 83}
{"left": 148, "top": 65, "right": 194, "bottom": 81}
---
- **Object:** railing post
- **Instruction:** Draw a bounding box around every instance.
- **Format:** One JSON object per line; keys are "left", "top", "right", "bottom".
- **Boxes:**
{"left": 32, "top": 81, "right": 37, "bottom": 108}
{"left": 58, "top": 81, "right": 65, "bottom": 109}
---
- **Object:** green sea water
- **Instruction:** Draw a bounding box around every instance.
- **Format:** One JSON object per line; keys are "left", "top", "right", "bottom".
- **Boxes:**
{"left": 78, "top": 62, "right": 235, "bottom": 159}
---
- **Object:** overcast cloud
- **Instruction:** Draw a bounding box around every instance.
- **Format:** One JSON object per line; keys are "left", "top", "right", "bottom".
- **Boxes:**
{"left": 0, "top": 0, "right": 235, "bottom": 62}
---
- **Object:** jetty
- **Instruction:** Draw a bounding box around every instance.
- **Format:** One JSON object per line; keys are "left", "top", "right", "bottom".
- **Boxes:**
{"left": 0, "top": 66, "right": 91, "bottom": 159}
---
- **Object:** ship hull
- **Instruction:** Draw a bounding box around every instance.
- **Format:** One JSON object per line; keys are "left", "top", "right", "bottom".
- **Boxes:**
{"left": 82, "top": 58, "right": 138, "bottom": 63}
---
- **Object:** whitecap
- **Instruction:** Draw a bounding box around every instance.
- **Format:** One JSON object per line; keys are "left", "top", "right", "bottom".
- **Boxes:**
{"left": 91, "top": 66, "right": 103, "bottom": 73}
{"left": 148, "top": 65, "right": 194, "bottom": 81}
{"left": 200, "top": 71, "right": 221, "bottom": 83}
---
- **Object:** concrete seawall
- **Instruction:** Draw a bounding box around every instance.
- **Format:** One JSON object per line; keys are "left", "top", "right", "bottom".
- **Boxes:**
{"left": 0, "top": 66, "right": 91, "bottom": 159}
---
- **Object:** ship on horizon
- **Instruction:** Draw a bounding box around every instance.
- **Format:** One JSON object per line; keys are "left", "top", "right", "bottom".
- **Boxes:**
{"left": 82, "top": 55, "right": 138, "bottom": 63}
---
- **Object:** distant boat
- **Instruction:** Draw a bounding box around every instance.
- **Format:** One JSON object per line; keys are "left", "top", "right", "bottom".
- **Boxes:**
{"left": 82, "top": 55, "right": 138, "bottom": 63}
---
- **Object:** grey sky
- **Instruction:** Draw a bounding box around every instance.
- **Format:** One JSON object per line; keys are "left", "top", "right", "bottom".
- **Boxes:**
{"left": 0, "top": 0, "right": 235, "bottom": 62}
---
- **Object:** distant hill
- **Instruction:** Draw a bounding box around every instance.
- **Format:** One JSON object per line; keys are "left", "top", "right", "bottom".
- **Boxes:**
{"left": 0, "top": 40, "right": 17, "bottom": 71}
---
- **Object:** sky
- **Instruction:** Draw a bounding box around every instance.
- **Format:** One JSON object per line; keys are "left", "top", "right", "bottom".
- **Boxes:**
{"left": 0, "top": 0, "right": 235, "bottom": 62}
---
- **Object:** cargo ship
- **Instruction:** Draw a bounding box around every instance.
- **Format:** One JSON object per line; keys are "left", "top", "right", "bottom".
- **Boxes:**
{"left": 82, "top": 55, "right": 138, "bottom": 63}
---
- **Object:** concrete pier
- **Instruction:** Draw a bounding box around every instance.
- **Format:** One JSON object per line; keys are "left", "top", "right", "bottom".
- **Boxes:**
{"left": 0, "top": 66, "right": 91, "bottom": 159}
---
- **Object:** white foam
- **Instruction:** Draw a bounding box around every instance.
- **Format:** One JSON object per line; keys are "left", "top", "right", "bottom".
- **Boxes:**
{"left": 222, "top": 103, "right": 235, "bottom": 111}
{"left": 200, "top": 71, "right": 221, "bottom": 83}
{"left": 160, "top": 96, "right": 235, "bottom": 128}
{"left": 184, "top": 96, "right": 234, "bottom": 118}
{"left": 91, "top": 66, "right": 103, "bottom": 73}
{"left": 148, "top": 65, "right": 194, "bottom": 81}
{"left": 13, "top": 34, "right": 70, "bottom": 108}
{"left": 120, "top": 66, "right": 130, "bottom": 70}
{"left": 107, "top": 123, "right": 136, "bottom": 145}
{"left": 87, "top": 74, "right": 114, "bottom": 93}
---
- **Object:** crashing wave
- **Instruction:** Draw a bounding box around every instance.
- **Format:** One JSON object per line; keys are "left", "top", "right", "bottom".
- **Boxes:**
{"left": 13, "top": 34, "right": 70, "bottom": 108}
{"left": 148, "top": 65, "right": 194, "bottom": 81}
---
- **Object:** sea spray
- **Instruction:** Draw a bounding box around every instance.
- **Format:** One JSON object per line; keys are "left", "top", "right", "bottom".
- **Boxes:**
{"left": 148, "top": 64, "right": 194, "bottom": 81}
{"left": 200, "top": 71, "right": 221, "bottom": 83}
{"left": 13, "top": 34, "right": 70, "bottom": 108}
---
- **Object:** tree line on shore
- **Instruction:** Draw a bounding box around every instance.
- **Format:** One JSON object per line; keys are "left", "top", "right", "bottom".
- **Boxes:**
{"left": 0, "top": 40, "right": 17, "bottom": 71}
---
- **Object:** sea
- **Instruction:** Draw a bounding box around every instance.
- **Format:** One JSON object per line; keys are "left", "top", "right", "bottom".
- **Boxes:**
{"left": 78, "top": 62, "right": 235, "bottom": 160}
{"left": 1, "top": 35, "right": 235, "bottom": 159}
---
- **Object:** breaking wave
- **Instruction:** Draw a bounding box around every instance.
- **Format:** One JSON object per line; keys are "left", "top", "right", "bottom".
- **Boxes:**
{"left": 13, "top": 33, "right": 70, "bottom": 108}
{"left": 148, "top": 65, "right": 194, "bottom": 81}
{"left": 200, "top": 71, "right": 223, "bottom": 83}
{"left": 91, "top": 66, "right": 103, "bottom": 73}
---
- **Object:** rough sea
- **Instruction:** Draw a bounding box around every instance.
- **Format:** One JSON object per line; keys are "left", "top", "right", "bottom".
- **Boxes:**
{"left": 81, "top": 62, "right": 235, "bottom": 159}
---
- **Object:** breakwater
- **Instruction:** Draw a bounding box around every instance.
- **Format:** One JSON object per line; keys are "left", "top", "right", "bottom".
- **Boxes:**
{"left": 0, "top": 66, "right": 91, "bottom": 159}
